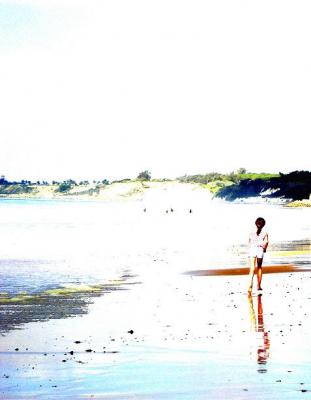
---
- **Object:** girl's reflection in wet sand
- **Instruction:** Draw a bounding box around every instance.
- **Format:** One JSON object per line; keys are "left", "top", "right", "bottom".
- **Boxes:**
{"left": 248, "top": 293, "right": 270, "bottom": 372}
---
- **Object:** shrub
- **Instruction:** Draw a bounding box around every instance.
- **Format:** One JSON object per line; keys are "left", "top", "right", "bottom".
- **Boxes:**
{"left": 137, "top": 170, "right": 151, "bottom": 181}
{"left": 56, "top": 182, "right": 72, "bottom": 193}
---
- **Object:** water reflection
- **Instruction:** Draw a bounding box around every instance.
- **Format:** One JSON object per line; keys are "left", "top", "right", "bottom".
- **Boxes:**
{"left": 248, "top": 294, "right": 270, "bottom": 372}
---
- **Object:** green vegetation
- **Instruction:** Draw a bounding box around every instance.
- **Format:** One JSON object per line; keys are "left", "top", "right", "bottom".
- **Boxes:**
{"left": 55, "top": 182, "right": 73, "bottom": 193}
{"left": 0, "top": 283, "right": 118, "bottom": 304}
{"left": 111, "top": 178, "right": 132, "bottom": 184}
{"left": 286, "top": 200, "right": 311, "bottom": 207}
{"left": 217, "top": 171, "right": 311, "bottom": 201}
{"left": 177, "top": 170, "right": 310, "bottom": 200}
{"left": 55, "top": 179, "right": 80, "bottom": 193}
{"left": 0, "top": 184, "right": 34, "bottom": 195}
{"left": 236, "top": 172, "right": 279, "bottom": 180}
{"left": 203, "top": 180, "right": 234, "bottom": 194}
{"left": 137, "top": 170, "right": 151, "bottom": 181}
{"left": 151, "top": 178, "right": 173, "bottom": 182}
{"left": 178, "top": 172, "right": 224, "bottom": 184}
{"left": 68, "top": 187, "right": 101, "bottom": 196}
{"left": 121, "top": 186, "right": 144, "bottom": 197}
{"left": 177, "top": 170, "right": 279, "bottom": 187}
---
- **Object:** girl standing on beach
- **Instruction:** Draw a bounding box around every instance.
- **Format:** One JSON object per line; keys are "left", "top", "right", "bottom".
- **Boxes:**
{"left": 248, "top": 217, "right": 269, "bottom": 293}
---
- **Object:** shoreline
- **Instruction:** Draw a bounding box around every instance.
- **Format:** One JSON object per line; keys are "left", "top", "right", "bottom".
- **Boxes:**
{"left": 1, "top": 267, "right": 311, "bottom": 399}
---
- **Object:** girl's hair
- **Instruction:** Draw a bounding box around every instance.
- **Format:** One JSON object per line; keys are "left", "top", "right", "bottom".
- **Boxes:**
{"left": 255, "top": 217, "right": 266, "bottom": 235}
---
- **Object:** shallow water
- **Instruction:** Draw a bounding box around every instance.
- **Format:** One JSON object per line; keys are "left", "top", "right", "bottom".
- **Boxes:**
{"left": 0, "top": 198, "right": 310, "bottom": 398}
{"left": 0, "top": 198, "right": 309, "bottom": 293}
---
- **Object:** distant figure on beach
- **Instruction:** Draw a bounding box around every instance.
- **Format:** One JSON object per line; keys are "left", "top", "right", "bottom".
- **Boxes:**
{"left": 248, "top": 217, "right": 269, "bottom": 293}
{"left": 189, "top": 209, "right": 192, "bottom": 213}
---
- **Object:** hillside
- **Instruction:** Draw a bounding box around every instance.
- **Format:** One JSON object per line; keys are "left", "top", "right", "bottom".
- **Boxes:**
{"left": 216, "top": 171, "right": 311, "bottom": 201}
{"left": 0, "top": 181, "right": 211, "bottom": 204}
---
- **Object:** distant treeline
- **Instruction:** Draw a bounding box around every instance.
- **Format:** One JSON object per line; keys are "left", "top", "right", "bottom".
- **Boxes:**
{"left": 0, "top": 170, "right": 153, "bottom": 187}
{"left": 0, "top": 177, "right": 110, "bottom": 186}
{"left": 0, "top": 171, "right": 152, "bottom": 195}
{"left": 177, "top": 170, "right": 278, "bottom": 185}
{"left": 0, "top": 177, "right": 112, "bottom": 195}
{"left": 216, "top": 171, "right": 311, "bottom": 201}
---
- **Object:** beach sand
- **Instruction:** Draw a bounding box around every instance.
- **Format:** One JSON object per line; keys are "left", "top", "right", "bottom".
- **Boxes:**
{"left": 1, "top": 264, "right": 311, "bottom": 399}
{"left": 0, "top": 192, "right": 310, "bottom": 399}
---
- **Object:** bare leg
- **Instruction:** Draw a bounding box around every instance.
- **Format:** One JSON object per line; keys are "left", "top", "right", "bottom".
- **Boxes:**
{"left": 248, "top": 257, "right": 257, "bottom": 292}
{"left": 257, "top": 258, "right": 263, "bottom": 290}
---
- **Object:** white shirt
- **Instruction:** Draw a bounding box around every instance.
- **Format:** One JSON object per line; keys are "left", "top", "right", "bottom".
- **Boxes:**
{"left": 249, "top": 229, "right": 267, "bottom": 248}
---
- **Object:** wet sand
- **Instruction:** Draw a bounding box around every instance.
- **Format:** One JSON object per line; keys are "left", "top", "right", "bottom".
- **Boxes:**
{"left": 1, "top": 263, "right": 311, "bottom": 399}
{"left": 186, "top": 264, "right": 311, "bottom": 276}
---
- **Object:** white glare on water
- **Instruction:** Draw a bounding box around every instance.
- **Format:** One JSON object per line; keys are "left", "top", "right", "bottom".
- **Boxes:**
{"left": 0, "top": 198, "right": 309, "bottom": 285}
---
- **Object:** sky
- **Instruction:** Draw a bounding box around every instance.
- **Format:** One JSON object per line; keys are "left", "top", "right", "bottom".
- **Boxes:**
{"left": 0, "top": 0, "right": 310, "bottom": 182}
